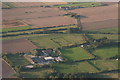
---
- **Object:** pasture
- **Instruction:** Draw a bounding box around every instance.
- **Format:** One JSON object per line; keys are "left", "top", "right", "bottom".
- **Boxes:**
{"left": 52, "top": 61, "right": 98, "bottom": 73}
{"left": 90, "top": 60, "right": 118, "bottom": 71}
{"left": 20, "top": 69, "right": 54, "bottom": 78}
{"left": 60, "top": 47, "right": 94, "bottom": 61}
{"left": 89, "top": 34, "right": 120, "bottom": 42}
{"left": 29, "top": 34, "right": 85, "bottom": 49}
{"left": 93, "top": 46, "right": 119, "bottom": 59}
{"left": 54, "top": 2, "right": 102, "bottom": 8}
{"left": 2, "top": 26, "right": 33, "bottom": 32}
{"left": 87, "top": 34, "right": 119, "bottom": 42}
{"left": 87, "top": 27, "right": 119, "bottom": 34}
{"left": 5, "top": 53, "right": 30, "bottom": 67}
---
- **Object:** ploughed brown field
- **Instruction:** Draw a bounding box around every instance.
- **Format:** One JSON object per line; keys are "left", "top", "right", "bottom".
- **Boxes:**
{"left": 2, "top": 3, "right": 118, "bottom": 30}
{"left": 43, "top": 2, "right": 67, "bottom": 5}
{"left": 70, "top": 4, "right": 118, "bottom": 30}
{"left": 2, "top": 60, "right": 16, "bottom": 78}
{"left": 71, "top": 4, "right": 118, "bottom": 22}
{"left": 22, "top": 16, "right": 76, "bottom": 28}
{"left": 2, "top": 2, "right": 67, "bottom": 8}
{"left": 2, "top": 20, "right": 28, "bottom": 28}
{"left": 2, "top": 39, "right": 38, "bottom": 53}
{"left": 82, "top": 19, "right": 118, "bottom": 30}
{"left": 7, "top": 2, "right": 47, "bottom": 7}
{"left": 2, "top": 7, "right": 68, "bottom": 28}
{"left": 3, "top": 7, "right": 66, "bottom": 21}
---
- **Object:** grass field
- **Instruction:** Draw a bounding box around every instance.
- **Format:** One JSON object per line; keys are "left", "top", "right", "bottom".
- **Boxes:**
{"left": 90, "top": 60, "right": 118, "bottom": 71}
{"left": 2, "top": 2, "right": 15, "bottom": 9}
{"left": 54, "top": 2, "right": 102, "bottom": 8}
{"left": 52, "top": 61, "right": 98, "bottom": 73}
{"left": 20, "top": 69, "right": 54, "bottom": 78}
{"left": 6, "top": 54, "right": 30, "bottom": 67}
{"left": 2, "top": 25, "right": 77, "bottom": 37}
{"left": 87, "top": 34, "right": 119, "bottom": 42}
{"left": 88, "top": 27, "right": 119, "bottom": 34}
{"left": 2, "top": 26, "right": 33, "bottom": 32}
{"left": 29, "top": 34, "right": 85, "bottom": 49}
{"left": 1, "top": 34, "right": 50, "bottom": 41}
{"left": 60, "top": 47, "right": 94, "bottom": 61}
{"left": 93, "top": 46, "right": 119, "bottom": 59}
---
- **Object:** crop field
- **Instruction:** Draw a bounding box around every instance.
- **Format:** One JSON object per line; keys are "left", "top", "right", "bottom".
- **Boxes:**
{"left": 29, "top": 34, "right": 85, "bottom": 49}
{"left": 2, "top": 39, "right": 38, "bottom": 53}
{"left": 90, "top": 60, "right": 118, "bottom": 71}
{"left": 53, "top": 61, "right": 98, "bottom": 73}
{"left": 60, "top": 47, "right": 94, "bottom": 61}
{"left": 93, "top": 46, "right": 119, "bottom": 59}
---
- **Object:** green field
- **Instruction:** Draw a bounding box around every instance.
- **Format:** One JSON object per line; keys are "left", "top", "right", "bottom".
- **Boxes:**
{"left": 90, "top": 60, "right": 118, "bottom": 71}
{"left": 53, "top": 61, "right": 98, "bottom": 73}
{"left": 6, "top": 54, "right": 30, "bottom": 67}
{"left": 54, "top": 2, "right": 102, "bottom": 8}
{"left": 29, "top": 34, "right": 85, "bottom": 49}
{"left": 2, "top": 25, "right": 77, "bottom": 37}
{"left": 2, "top": 2, "right": 15, "bottom": 9}
{"left": 1, "top": 34, "right": 50, "bottom": 41}
{"left": 2, "top": 26, "right": 33, "bottom": 32}
{"left": 20, "top": 69, "right": 54, "bottom": 78}
{"left": 87, "top": 34, "right": 119, "bottom": 42}
{"left": 60, "top": 47, "right": 94, "bottom": 61}
{"left": 88, "top": 27, "right": 119, "bottom": 34}
{"left": 93, "top": 46, "right": 119, "bottom": 59}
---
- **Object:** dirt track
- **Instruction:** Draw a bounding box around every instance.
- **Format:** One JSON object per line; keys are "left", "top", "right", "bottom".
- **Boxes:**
{"left": 2, "top": 39, "right": 38, "bottom": 53}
